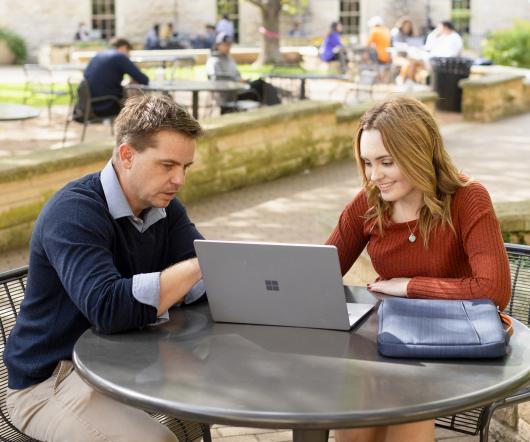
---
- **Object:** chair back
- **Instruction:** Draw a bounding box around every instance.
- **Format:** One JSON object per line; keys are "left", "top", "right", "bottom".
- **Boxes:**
{"left": 505, "top": 243, "right": 530, "bottom": 326}
{"left": 23, "top": 64, "right": 53, "bottom": 89}
{"left": 0, "top": 266, "right": 38, "bottom": 441}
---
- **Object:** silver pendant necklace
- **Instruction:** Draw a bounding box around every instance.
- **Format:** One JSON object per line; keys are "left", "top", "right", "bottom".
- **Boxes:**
{"left": 406, "top": 221, "right": 417, "bottom": 243}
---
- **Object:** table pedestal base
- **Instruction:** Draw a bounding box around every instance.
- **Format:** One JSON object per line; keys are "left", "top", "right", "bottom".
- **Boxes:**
{"left": 292, "top": 429, "right": 329, "bottom": 442}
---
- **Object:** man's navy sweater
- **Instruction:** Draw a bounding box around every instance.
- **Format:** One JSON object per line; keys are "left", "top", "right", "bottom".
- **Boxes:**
{"left": 4, "top": 172, "right": 202, "bottom": 389}
{"left": 84, "top": 49, "right": 149, "bottom": 112}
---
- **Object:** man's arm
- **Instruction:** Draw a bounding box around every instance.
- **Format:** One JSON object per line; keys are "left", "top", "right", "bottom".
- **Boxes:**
{"left": 119, "top": 54, "right": 149, "bottom": 85}
{"left": 158, "top": 257, "right": 202, "bottom": 315}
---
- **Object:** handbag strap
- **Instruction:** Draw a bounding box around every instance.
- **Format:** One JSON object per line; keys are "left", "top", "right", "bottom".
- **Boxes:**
{"left": 499, "top": 312, "right": 513, "bottom": 336}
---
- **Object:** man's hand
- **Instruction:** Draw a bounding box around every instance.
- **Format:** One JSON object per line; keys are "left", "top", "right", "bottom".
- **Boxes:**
{"left": 368, "top": 278, "right": 411, "bottom": 297}
{"left": 158, "top": 258, "right": 202, "bottom": 315}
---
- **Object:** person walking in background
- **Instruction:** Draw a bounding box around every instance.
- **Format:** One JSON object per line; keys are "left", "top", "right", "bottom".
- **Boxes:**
{"left": 215, "top": 14, "right": 234, "bottom": 40}
{"left": 83, "top": 37, "right": 149, "bottom": 118}
{"left": 319, "top": 22, "right": 348, "bottom": 73}
{"left": 327, "top": 96, "right": 510, "bottom": 442}
{"left": 366, "top": 16, "right": 391, "bottom": 65}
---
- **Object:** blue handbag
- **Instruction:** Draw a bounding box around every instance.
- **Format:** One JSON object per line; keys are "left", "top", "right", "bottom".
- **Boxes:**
{"left": 377, "top": 298, "right": 512, "bottom": 359}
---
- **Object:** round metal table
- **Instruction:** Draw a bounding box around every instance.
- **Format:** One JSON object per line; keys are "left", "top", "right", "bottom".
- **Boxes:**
{"left": 127, "top": 80, "right": 249, "bottom": 119}
{"left": 73, "top": 297, "right": 530, "bottom": 442}
{"left": 0, "top": 104, "right": 40, "bottom": 121}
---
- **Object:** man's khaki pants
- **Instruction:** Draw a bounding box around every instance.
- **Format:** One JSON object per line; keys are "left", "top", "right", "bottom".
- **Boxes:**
{"left": 6, "top": 361, "right": 177, "bottom": 442}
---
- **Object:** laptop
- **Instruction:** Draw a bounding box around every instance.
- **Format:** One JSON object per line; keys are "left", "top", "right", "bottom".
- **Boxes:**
{"left": 194, "top": 240, "right": 377, "bottom": 331}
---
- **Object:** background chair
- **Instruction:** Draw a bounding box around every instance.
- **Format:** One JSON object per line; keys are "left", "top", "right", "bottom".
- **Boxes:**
{"left": 435, "top": 243, "right": 530, "bottom": 442}
{"left": 62, "top": 78, "right": 121, "bottom": 145}
{"left": 0, "top": 266, "right": 211, "bottom": 442}
{"left": 23, "top": 64, "right": 70, "bottom": 121}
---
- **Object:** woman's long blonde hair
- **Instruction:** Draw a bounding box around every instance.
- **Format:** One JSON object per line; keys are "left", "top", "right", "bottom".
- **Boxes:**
{"left": 354, "top": 96, "right": 467, "bottom": 247}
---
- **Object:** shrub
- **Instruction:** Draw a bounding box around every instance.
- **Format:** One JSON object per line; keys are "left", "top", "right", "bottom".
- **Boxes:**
{"left": 482, "top": 19, "right": 530, "bottom": 68}
{"left": 0, "top": 27, "right": 27, "bottom": 64}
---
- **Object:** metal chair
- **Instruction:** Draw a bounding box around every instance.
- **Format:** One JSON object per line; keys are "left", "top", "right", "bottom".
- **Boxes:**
{"left": 62, "top": 78, "right": 121, "bottom": 145}
{"left": 23, "top": 64, "right": 70, "bottom": 121}
{"left": 0, "top": 266, "right": 211, "bottom": 442}
{"left": 435, "top": 243, "right": 530, "bottom": 442}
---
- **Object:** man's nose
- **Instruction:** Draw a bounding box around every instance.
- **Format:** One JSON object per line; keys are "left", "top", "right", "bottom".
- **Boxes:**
{"left": 170, "top": 168, "right": 185, "bottom": 187}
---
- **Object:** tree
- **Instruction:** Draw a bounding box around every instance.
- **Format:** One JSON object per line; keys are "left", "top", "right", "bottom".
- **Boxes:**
{"left": 245, "top": 0, "right": 308, "bottom": 65}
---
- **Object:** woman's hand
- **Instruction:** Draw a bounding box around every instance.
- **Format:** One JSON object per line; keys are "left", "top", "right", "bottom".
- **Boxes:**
{"left": 368, "top": 278, "right": 411, "bottom": 297}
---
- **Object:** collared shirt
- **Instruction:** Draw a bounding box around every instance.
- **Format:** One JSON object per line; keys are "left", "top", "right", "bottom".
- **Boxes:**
{"left": 100, "top": 161, "right": 205, "bottom": 321}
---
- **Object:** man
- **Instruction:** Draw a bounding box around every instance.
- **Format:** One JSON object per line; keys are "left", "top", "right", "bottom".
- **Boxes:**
{"left": 215, "top": 14, "right": 234, "bottom": 40}
{"left": 4, "top": 94, "right": 205, "bottom": 442}
{"left": 205, "top": 32, "right": 280, "bottom": 113}
{"left": 84, "top": 37, "right": 149, "bottom": 118}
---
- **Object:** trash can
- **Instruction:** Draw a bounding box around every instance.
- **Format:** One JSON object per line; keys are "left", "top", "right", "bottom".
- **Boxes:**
{"left": 430, "top": 57, "right": 474, "bottom": 112}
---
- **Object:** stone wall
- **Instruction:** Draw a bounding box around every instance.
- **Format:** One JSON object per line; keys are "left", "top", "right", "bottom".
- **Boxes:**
{"left": 459, "top": 73, "right": 530, "bottom": 123}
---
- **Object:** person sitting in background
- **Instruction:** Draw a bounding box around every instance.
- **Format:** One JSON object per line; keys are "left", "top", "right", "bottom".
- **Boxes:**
{"left": 319, "top": 21, "right": 348, "bottom": 72}
{"left": 205, "top": 32, "right": 281, "bottom": 114}
{"left": 366, "top": 16, "right": 391, "bottom": 65}
{"left": 74, "top": 22, "right": 90, "bottom": 41}
{"left": 83, "top": 37, "right": 149, "bottom": 118}
{"left": 391, "top": 17, "right": 414, "bottom": 45}
{"left": 215, "top": 14, "right": 235, "bottom": 40}
{"left": 424, "top": 21, "right": 463, "bottom": 58}
{"left": 192, "top": 24, "right": 217, "bottom": 49}
{"left": 144, "top": 23, "right": 161, "bottom": 50}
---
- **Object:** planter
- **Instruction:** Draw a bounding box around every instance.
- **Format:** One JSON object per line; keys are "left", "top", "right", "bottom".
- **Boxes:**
{"left": 0, "top": 40, "right": 15, "bottom": 65}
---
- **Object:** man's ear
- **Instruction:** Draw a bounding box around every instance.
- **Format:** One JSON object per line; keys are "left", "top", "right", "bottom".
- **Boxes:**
{"left": 118, "top": 143, "right": 136, "bottom": 169}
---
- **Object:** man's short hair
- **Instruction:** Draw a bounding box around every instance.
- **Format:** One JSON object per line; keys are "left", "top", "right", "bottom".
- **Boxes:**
{"left": 114, "top": 94, "right": 203, "bottom": 151}
{"left": 215, "top": 32, "right": 232, "bottom": 46}
{"left": 110, "top": 37, "right": 132, "bottom": 50}
{"left": 441, "top": 21, "right": 456, "bottom": 31}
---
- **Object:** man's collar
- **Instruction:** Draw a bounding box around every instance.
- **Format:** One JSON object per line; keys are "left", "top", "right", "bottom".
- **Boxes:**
{"left": 100, "top": 160, "right": 166, "bottom": 224}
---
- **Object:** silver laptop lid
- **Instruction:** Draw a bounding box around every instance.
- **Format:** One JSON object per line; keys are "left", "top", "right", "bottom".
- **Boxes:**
{"left": 194, "top": 240, "right": 373, "bottom": 331}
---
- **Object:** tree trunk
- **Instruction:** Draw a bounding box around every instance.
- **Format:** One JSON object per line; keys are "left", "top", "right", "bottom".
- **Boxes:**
{"left": 257, "top": 2, "right": 282, "bottom": 65}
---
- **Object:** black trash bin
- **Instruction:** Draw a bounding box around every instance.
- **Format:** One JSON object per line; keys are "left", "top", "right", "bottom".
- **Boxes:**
{"left": 430, "top": 57, "right": 474, "bottom": 112}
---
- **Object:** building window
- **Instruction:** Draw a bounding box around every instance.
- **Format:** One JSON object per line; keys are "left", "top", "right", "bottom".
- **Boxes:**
{"left": 339, "top": 0, "right": 360, "bottom": 35}
{"left": 92, "top": 0, "right": 116, "bottom": 40}
{"left": 217, "top": 0, "right": 240, "bottom": 43}
{"left": 451, "top": 0, "right": 471, "bottom": 35}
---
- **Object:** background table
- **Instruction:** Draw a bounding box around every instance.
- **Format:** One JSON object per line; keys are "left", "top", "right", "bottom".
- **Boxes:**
{"left": 129, "top": 80, "right": 249, "bottom": 118}
{"left": 73, "top": 288, "right": 530, "bottom": 442}
{"left": 0, "top": 104, "right": 40, "bottom": 121}
{"left": 262, "top": 73, "right": 347, "bottom": 99}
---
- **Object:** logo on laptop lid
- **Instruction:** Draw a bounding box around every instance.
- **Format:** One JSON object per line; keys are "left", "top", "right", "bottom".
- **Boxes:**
{"left": 265, "top": 280, "right": 280, "bottom": 291}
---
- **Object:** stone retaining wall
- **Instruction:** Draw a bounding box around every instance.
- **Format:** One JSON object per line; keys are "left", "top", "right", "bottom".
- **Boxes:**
{"left": 460, "top": 73, "right": 530, "bottom": 123}
{"left": 0, "top": 92, "right": 438, "bottom": 253}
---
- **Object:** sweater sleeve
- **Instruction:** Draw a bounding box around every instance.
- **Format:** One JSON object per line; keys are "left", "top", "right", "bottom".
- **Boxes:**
{"left": 325, "top": 189, "right": 370, "bottom": 275}
{"left": 42, "top": 193, "right": 157, "bottom": 334}
{"left": 166, "top": 199, "right": 204, "bottom": 264}
{"left": 119, "top": 54, "right": 149, "bottom": 85}
{"left": 407, "top": 183, "right": 511, "bottom": 310}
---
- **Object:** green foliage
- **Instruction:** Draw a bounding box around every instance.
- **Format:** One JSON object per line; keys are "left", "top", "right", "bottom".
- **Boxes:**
{"left": 482, "top": 19, "right": 530, "bottom": 68}
{"left": 0, "top": 27, "right": 27, "bottom": 64}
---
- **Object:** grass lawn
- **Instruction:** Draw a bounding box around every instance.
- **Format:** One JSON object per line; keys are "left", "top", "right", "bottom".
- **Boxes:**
{"left": 0, "top": 63, "right": 312, "bottom": 108}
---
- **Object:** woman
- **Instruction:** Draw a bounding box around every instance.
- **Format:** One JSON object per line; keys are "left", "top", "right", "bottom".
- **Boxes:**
{"left": 391, "top": 17, "right": 414, "bottom": 45}
{"left": 319, "top": 22, "right": 348, "bottom": 72}
{"left": 326, "top": 96, "right": 511, "bottom": 442}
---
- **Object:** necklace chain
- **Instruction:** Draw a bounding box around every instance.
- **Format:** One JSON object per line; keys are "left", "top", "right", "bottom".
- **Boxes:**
{"left": 406, "top": 221, "right": 417, "bottom": 243}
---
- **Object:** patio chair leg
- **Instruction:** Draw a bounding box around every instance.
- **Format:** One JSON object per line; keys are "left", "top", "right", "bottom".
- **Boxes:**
{"left": 81, "top": 122, "right": 87, "bottom": 143}
{"left": 62, "top": 120, "right": 70, "bottom": 146}
{"left": 479, "top": 405, "right": 496, "bottom": 442}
